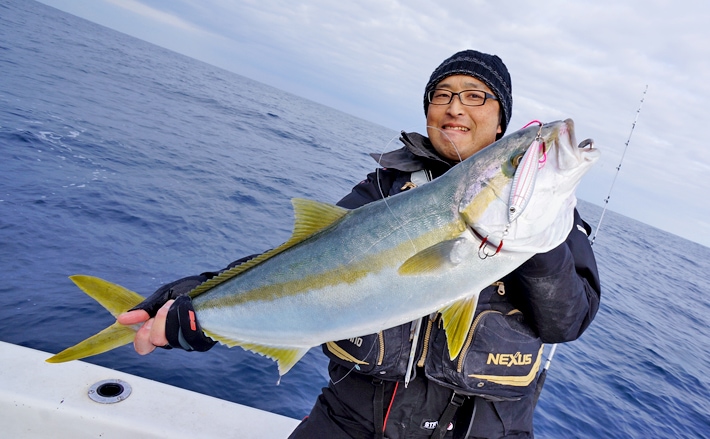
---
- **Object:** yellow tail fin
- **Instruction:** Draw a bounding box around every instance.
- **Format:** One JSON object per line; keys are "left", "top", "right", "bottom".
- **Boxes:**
{"left": 46, "top": 275, "right": 145, "bottom": 363}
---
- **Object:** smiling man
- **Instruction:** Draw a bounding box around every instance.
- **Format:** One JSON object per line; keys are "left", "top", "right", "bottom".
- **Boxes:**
{"left": 286, "top": 50, "right": 598, "bottom": 439}
{"left": 425, "top": 75, "right": 504, "bottom": 161}
{"left": 424, "top": 52, "right": 511, "bottom": 164}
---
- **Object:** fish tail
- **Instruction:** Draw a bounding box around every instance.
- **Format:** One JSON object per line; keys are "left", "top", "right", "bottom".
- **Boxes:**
{"left": 46, "top": 321, "right": 137, "bottom": 363}
{"left": 46, "top": 275, "right": 146, "bottom": 363}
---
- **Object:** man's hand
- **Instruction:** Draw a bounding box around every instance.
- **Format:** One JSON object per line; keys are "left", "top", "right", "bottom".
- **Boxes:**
{"left": 117, "top": 300, "right": 174, "bottom": 355}
{"left": 115, "top": 270, "right": 239, "bottom": 355}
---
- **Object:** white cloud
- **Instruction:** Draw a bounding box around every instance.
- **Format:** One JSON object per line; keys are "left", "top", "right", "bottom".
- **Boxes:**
{"left": 35, "top": 0, "right": 710, "bottom": 246}
{"left": 105, "top": 0, "right": 202, "bottom": 33}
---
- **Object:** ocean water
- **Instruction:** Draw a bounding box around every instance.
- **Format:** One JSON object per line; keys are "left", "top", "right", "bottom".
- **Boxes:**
{"left": 2, "top": 1, "right": 709, "bottom": 437}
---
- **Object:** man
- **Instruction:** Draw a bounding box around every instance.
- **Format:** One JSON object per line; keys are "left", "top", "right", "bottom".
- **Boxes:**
{"left": 119, "top": 50, "right": 601, "bottom": 438}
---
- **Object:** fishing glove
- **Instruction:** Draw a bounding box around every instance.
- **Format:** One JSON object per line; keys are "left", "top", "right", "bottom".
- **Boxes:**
{"left": 129, "top": 275, "right": 208, "bottom": 317}
{"left": 129, "top": 254, "right": 261, "bottom": 352}
{"left": 128, "top": 275, "right": 216, "bottom": 352}
{"left": 164, "top": 295, "right": 216, "bottom": 352}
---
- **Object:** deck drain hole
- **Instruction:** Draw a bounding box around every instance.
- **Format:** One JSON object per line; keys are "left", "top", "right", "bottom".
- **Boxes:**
{"left": 88, "top": 379, "right": 132, "bottom": 404}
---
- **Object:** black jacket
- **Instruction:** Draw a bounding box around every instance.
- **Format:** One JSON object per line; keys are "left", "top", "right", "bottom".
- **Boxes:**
{"left": 289, "top": 133, "right": 601, "bottom": 439}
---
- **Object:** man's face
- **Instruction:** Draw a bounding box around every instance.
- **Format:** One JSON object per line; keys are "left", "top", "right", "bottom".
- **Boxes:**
{"left": 426, "top": 74, "right": 502, "bottom": 162}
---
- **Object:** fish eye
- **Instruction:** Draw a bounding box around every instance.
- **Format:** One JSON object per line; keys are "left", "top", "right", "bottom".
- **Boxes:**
{"left": 511, "top": 153, "right": 524, "bottom": 168}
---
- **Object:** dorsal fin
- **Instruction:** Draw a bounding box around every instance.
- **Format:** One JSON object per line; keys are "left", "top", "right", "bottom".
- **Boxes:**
{"left": 189, "top": 198, "right": 349, "bottom": 298}
{"left": 290, "top": 197, "right": 350, "bottom": 237}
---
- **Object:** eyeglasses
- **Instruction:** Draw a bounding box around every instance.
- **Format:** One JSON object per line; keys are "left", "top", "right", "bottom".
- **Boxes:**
{"left": 427, "top": 89, "right": 498, "bottom": 107}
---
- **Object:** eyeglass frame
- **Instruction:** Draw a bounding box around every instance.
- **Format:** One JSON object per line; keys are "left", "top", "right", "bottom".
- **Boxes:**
{"left": 426, "top": 88, "right": 498, "bottom": 107}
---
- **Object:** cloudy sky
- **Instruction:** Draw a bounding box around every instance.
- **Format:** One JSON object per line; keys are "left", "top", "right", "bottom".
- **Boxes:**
{"left": 37, "top": 0, "right": 710, "bottom": 247}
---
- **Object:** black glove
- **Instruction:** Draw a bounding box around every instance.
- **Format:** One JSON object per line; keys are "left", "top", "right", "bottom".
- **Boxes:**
{"left": 129, "top": 275, "right": 209, "bottom": 317}
{"left": 129, "top": 275, "right": 216, "bottom": 352}
{"left": 129, "top": 254, "right": 261, "bottom": 352}
{"left": 164, "top": 295, "right": 216, "bottom": 352}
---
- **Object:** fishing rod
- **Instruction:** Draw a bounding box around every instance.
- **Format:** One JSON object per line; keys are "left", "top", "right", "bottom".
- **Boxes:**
{"left": 533, "top": 85, "right": 648, "bottom": 408}
{"left": 590, "top": 84, "right": 649, "bottom": 245}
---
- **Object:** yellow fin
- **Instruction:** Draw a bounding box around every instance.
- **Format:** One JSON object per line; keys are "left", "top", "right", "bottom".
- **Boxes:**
{"left": 46, "top": 321, "right": 136, "bottom": 363}
{"left": 440, "top": 294, "right": 480, "bottom": 360}
{"left": 398, "top": 238, "right": 470, "bottom": 275}
{"left": 69, "top": 275, "right": 145, "bottom": 317}
{"left": 205, "top": 330, "right": 309, "bottom": 376}
{"left": 46, "top": 276, "right": 145, "bottom": 363}
{"left": 290, "top": 197, "right": 349, "bottom": 238}
{"left": 189, "top": 198, "right": 349, "bottom": 298}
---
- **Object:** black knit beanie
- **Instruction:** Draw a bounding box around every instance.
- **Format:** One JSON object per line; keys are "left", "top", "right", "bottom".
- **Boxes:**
{"left": 424, "top": 50, "right": 512, "bottom": 139}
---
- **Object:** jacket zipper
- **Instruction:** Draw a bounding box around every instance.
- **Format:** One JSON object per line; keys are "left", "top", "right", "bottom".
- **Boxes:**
{"left": 416, "top": 315, "right": 436, "bottom": 368}
{"left": 377, "top": 331, "right": 385, "bottom": 366}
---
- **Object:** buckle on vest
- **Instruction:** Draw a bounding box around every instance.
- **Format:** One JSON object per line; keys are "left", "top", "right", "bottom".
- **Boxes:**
{"left": 450, "top": 392, "right": 466, "bottom": 407}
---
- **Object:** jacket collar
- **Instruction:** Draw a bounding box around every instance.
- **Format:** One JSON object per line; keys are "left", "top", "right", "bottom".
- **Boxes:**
{"left": 368, "top": 131, "right": 453, "bottom": 175}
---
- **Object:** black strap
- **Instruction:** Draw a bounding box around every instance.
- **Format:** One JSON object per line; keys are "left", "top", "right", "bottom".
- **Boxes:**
{"left": 432, "top": 391, "right": 466, "bottom": 439}
{"left": 372, "top": 377, "right": 385, "bottom": 439}
{"left": 462, "top": 397, "right": 479, "bottom": 439}
{"left": 373, "top": 378, "right": 385, "bottom": 439}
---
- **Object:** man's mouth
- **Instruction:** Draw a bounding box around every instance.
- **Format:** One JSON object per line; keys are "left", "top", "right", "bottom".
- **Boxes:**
{"left": 442, "top": 125, "right": 469, "bottom": 132}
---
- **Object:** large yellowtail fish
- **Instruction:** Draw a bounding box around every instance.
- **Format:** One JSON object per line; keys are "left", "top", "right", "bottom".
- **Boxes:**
{"left": 48, "top": 119, "right": 599, "bottom": 376}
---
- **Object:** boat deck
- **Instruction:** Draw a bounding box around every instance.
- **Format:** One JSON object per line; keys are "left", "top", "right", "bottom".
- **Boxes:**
{"left": 0, "top": 341, "right": 300, "bottom": 438}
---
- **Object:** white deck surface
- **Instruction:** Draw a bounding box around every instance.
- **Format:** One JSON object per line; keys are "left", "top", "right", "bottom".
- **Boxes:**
{"left": 0, "top": 341, "right": 301, "bottom": 438}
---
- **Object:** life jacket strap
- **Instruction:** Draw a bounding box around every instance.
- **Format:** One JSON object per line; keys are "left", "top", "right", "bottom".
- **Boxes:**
{"left": 431, "top": 392, "right": 467, "bottom": 438}
{"left": 373, "top": 378, "right": 385, "bottom": 439}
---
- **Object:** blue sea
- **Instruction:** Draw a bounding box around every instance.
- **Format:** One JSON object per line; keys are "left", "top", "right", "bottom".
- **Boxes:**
{"left": 2, "top": 1, "right": 709, "bottom": 437}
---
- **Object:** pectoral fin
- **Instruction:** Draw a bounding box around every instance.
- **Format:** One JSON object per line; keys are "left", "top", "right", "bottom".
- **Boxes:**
{"left": 439, "top": 294, "right": 480, "bottom": 360}
{"left": 398, "top": 238, "right": 473, "bottom": 275}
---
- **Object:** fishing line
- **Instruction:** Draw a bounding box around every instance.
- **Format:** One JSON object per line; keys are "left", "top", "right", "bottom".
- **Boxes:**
{"left": 590, "top": 84, "right": 648, "bottom": 246}
{"left": 534, "top": 85, "right": 649, "bottom": 408}
{"left": 375, "top": 135, "right": 419, "bottom": 255}
{"left": 373, "top": 128, "right": 460, "bottom": 387}
{"left": 426, "top": 125, "right": 464, "bottom": 163}
{"left": 330, "top": 134, "right": 432, "bottom": 388}
{"left": 329, "top": 337, "right": 379, "bottom": 386}
{"left": 374, "top": 128, "right": 459, "bottom": 255}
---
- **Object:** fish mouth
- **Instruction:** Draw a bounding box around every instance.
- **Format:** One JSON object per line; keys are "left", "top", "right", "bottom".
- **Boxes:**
{"left": 556, "top": 119, "right": 600, "bottom": 170}
{"left": 462, "top": 118, "right": 600, "bottom": 254}
{"left": 561, "top": 118, "right": 576, "bottom": 143}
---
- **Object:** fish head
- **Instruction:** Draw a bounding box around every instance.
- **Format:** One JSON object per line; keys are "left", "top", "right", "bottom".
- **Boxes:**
{"left": 460, "top": 119, "right": 600, "bottom": 253}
